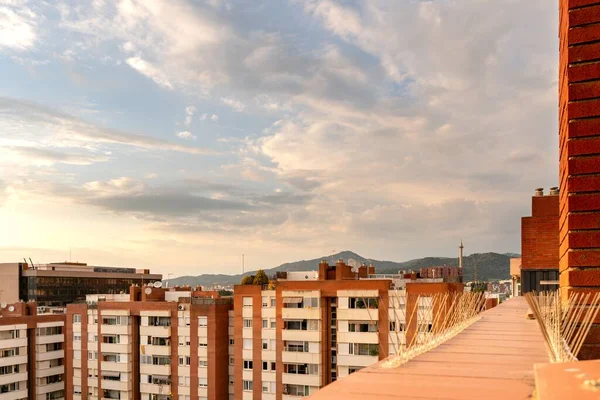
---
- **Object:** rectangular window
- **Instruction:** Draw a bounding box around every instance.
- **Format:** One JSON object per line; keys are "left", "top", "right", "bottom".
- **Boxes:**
{"left": 198, "top": 316, "right": 207, "bottom": 327}
{"left": 243, "top": 297, "right": 253, "bottom": 307}
{"left": 229, "top": 357, "right": 234, "bottom": 365}
{"left": 283, "top": 384, "right": 309, "bottom": 396}
{"left": 270, "top": 298, "right": 276, "bottom": 307}
{"left": 270, "top": 319, "right": 276, "bottom": 329}
{"left": 262, "top": 382, "right": 269, "bottom": 393}
{"left": 262, "top": 361, "right": 268, "bottom": 371}
{"left": 262, "top": 339, "right": 268, "bottom": 350}
{"left": 73, "top": 335, "right": 81, "bottom": 341}
{"left": 243, "top": 339, "right": 252, "bottom": 350}
{"left": 199, "top": 359, "right": 208, "bottom": 367}
{"left": 199, "top": 378, "right": 207, "bottom": 387}
{"left": 348, "top": 321, "right": 378, "bottom": 333}
{"left": 262, "top": 297, "right": 268, "bottom": 307}
{"left": 349, "top": 297, "right": 379, "bottom": 309}
{"left": 243, "top": 360, "right": 253, "bottom": 370}
{"left": 243, "top": 319, "right": 252, "bottom": 328}
{"left": 243, "top": 380, "right": 253, "bottom": 391}
{"left": 349, "top": 343, "right": 379, "bottom": 356}
{"left": 262, "top": 319, "right": 268, "bottom": 329}
{"left": 73, "top": 314, "right": 81, "bottom": 323}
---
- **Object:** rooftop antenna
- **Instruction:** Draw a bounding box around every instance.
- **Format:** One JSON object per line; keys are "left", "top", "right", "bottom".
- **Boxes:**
{"left": 29, "top": 258, "right": 35, "bottom": 269}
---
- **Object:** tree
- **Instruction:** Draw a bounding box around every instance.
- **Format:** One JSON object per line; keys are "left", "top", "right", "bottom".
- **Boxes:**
{"left": 253, "top": 269, "right": 269, "bottom": 286}
{"left": 241, "top": 275, "right": 254, "bottom": 285}
{"left": 218, "top": 289, "right": 233, "bottom": 297}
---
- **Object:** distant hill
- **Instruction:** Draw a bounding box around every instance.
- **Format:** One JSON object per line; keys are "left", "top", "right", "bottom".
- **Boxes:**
{"left": 166, "top": 250, "right": 516, "bottom": 287}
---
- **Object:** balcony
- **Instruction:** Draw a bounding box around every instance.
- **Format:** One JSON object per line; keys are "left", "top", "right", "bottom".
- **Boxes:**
{"left": 282, "top": 351, "right": 321, "bottom": 364}
{"left": 140, "top": 364, "right": 170, "bottom": 376}
{"left": 37, "top": 381, "right": 64, "bottom": 394}
{"left": 101, "top": 379, "right": 129, "bottom": 392}
{"left": 0, "top": 389, "right": 28, "bottom": 400}
{"left": 100, "top": 343, "right": 130, "bottom": 354}
{"left": 37, "top": 365, "right": 65, "bottom": 378}
{"left": 37, "top": 335, "right": 64, "bottom": 345}
{"left": 140, "top": 383, "right": 171, "bottom": 395}
{"left": 282, "top": 308, "right": 321, "bottom": 320}
{"left": 0, "top": 371, "right": 27, "bottom": 386}
{"left": 282, "top": 330, "right": 320, "bottom": 342}
{"left": 140, "top": 326, "right": 171, "bottom": 337}
{"left": 0, "top": 355, "right": 27, "bottom": 368}
{"left": 282, "top": 373, "right": 321, "bottom": 386}
{"left": 100, "top": 362, "right": 130, "bottom": 373}
{"left": 99, "top": 325, "right": 129, "bottom": 335}
{"left": 337, "top": 308, "right": 378, "bottom": 321}
{"left": 0, "top": 338, "right": 26, "bottom": 350}
{"left": 37, "top": 350, "right": 64, "bottom": 362}
{"left": 142, "top": 345, "right": 171, "bottom": 357}
{"left": 309, "top": 297, "right": 549, "bottom": 399}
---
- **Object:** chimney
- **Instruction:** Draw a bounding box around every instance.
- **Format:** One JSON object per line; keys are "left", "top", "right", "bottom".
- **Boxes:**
{"left": 549, "top": 187, "right": 559, "bottom": 196}
{"left": 535, "top": 188, "right": 544, "bottom": 197}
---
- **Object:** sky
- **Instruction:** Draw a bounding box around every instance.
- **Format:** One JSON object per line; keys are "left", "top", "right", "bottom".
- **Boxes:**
{"left": 0, "top": 0, "right": 559, "bottom": 278}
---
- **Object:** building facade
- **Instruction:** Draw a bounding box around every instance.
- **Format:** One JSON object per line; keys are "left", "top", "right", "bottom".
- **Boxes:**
{"left": 0, "top": 262, "right": 162, "bottom": 307}
{"left": 64, "top": 286, "right": 232, "bottom": 400}
{"left": 0, "top": 302, "right": 66, "bottom": 400}
{"left": 232, "top": 260, "right": 461, "bottom": 400}
{"left": 521, "top": 188, "right": 560, "bottom": 293}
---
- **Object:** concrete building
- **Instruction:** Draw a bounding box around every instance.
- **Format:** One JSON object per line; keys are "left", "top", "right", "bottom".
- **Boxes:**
{"left": 520, "top": 188, "right": 560, "bottom": 293}
{"left": 232, "top": 260, "right": 463, "bottom": 400}
{"left": 0, "top": 302, "right": 66, "bottom": 400}
{"left": 0, "top": 262, "right": 162, "bottom": 307}
{"left": 64, "top": 285, "right": 232, "bottom": 400}
{"left": 558, "top": 0, "right": 600, "bottom": 360}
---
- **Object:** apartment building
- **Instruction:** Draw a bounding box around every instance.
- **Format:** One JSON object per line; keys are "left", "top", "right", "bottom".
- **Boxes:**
{"left": 64, "top": 285, "right": 232, "bottom": 400}
{"left": 0, "top": 262, "right": 162, "bottom": 306}
{"left": 0, "top": 302, "right": 66, "bottom": 400}
{"left": 232, "top": 260, "right": 461, "bottom": 400}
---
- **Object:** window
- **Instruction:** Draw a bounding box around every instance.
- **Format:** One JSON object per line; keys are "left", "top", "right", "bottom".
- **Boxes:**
{"left": 262, "top": 339, "right": 268, "bottom": 350}
{"left": 262, "top": 297, "right": 268, "bottom": 307}
{"left": 283, "top": 297, "right": 303, "bottom": 308}
{"left": 198, "top": 316, "right": 207, "bottom": 327}
{"left": 179, "top": 376, "right": 184, "bottom": 386}
{"left": 0, "top": 365, "right": 18, "bottom": 375}
{"left": 199, "top": 359, "right": 208, "bottom": 367}
{"left": 243, "top": 297, "right": 253, "bottom": 307}
{"left": 229, "top": 357, "right": 234, "bottom": 365}
{"left": 73, "top": 334, "right": 81, "bottom": 341}
{"left": 284, "top": 319, "right": 318, "bottom": 331}
{"left": 243, "top": 339, "right": 252, "bottom": 350}
{"left": 349, "top": 297, "right": 378, "bottom": 309}
{"left": 284, "top": 341, "right": 308, "bottom": 353}
{"left": 229, "top": 338, "right": 234, "bottom": 345}
{"left": 148, "top": 316, "right": 170, "bottom": 327}
{"left": 262, "top": 382, "right": 269, "bottom": 393}
{"left": 262, "top": 361, "right": 268, "bottom": 371}
{"left": 73, "top": 350, "right": 81, "bottom": 360}
{"left": 348, "top": 366, "right": 364, "bottom": 374}
{"left": 348, "top": 321, "right": 378, "bottom": 333}
{"left": 270, "top": 298, "right": 276, "bottom": 307}
{"left": 74, "top": 386, "right": 82, "bottom": 395}
{"left": 178, "top": 356, "right": 191, "bottom": 366}
{"left": 305, "top": 297, "right": 319, "bottom": 308}
{"left": 283, "top": 384, "right": 309, "bottom": 396}
{"left": 389, "top": 321, "right": 396, "bottom": 331}
{"left": 37, "top": 326, "right": 63, "bottom": 336}
{"left": 270, "top": 319, "right": 276, "bottom": 329}
{"left": 243, "top": 360, "right": 253, "bottom": 370}
{"left": 308, "top": 320, "right": 319, "bottom": 331}
{"left": 199, "top": 378, "right": 207, "bottom": 387}
{"left": 262, "top": 319, "right": 268, "bottom": 329}
{"left": 349, "top": 343, "right": 379, "bottom": 356}
{"left": 243, "top": 319, "right": 252, "bottom": 328}
{"left": 73, "top": 314, "right": 81, "bottom": 323}
{"left": 243, "top": 380, "right": 253, "bottom": 391}
{"left": 283, "top": 363, "right": 319, "bottom": 375}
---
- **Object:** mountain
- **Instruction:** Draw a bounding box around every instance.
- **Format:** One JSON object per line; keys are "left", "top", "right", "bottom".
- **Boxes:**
{"left": 165, "top": 250, "right": 516, "bottom": 287}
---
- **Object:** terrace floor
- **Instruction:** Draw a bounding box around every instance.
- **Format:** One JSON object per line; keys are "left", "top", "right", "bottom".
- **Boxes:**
{"left": 310, "top": 297, "right": 548, "bottom": 399}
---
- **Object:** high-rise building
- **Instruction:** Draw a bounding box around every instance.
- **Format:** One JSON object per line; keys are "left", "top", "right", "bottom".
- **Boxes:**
{"left": 520, "top": 187, "right": 560, "bottom": 293}
{"left": 0, "top": 262, "right": 162, "bottom": 306}
{"left": 64, "top": 285, "right": 232, "bottom": 400}
{"left": 0, "top": 302, "right": 66, "bottom": 400}
{"left": 558, "top": 0, "right": 600, "bottom": 360}
{"left": 232, "top": 260, "right": 463, "bottom": 399}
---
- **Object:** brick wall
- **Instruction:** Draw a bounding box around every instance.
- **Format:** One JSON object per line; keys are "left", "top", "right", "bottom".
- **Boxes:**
{"left": 559, "top": 0, "right": 600, "bottom": 359}
{"left": 521, "top": 195, "right": 559, "bottom": 270}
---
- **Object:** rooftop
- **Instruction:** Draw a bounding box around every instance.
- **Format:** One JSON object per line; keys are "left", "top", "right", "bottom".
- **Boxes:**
{"left": 310, "top": 297, "right": 548, "bottom": 400}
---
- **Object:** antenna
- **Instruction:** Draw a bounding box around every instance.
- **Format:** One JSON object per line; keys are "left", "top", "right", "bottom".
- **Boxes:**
{"left": 29, "top": 258, "right": 35, "bottom": 269}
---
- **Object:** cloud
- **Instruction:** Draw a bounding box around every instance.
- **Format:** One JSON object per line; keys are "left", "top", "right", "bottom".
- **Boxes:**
{"left": 0, "top": 97, "right": 215, "bottom": 155}
{"left": 210, "top": 114, "right": 218, "bottom": 121}
{"left": 185, "top": 105, "right": 196, "bottom": 126}
{"left": 176, "top": 131, "right": 196, "bottom": 140}
{"left": 146, "top": 173, "right": 159, "bottom": 179}
{"left": 0, "top": 4, "right": 36, "bottom": 50}
{"left": 4, "top": 146, "right": 109, "bottom": 166}
{"left": 221, "top": 97, "right": 245, "bottom": 112}
{"left": 126, "top": 57, "right": 173, "bottom": 89}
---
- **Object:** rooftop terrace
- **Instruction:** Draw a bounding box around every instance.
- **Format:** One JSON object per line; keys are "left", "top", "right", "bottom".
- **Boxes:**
{"left": 310, "top": 297, "right": 548, "bottom": 399}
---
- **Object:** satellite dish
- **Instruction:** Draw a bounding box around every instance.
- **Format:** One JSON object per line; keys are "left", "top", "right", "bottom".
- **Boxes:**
{"left": 153, "top": 281, "right": 163, "bottom": 288}
{"left": 145, "top": 288, "right": 152, "bottom": 295}
{"left": 0, "top": 302, "right": 6, "bottom": 309}
{"left": 8, "top": 306, "right": 14, "bottom": 312}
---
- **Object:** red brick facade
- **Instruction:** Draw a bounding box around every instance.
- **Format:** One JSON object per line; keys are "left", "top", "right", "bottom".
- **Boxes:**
{"left": 559, "top": 0, "right": 600, "bottom": 359}
{"left": 521, "top": 195, "right": 559, "bottom": 270}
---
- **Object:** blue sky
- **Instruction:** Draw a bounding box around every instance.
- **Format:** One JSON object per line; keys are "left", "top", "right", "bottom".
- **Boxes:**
{"left": 0, "top": 0, "right": 559, "bottom": 277}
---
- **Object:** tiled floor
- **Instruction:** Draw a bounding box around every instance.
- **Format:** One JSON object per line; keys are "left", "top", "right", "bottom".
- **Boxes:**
{"left": 310, "top": 297, "right": 549, "bottom": 399}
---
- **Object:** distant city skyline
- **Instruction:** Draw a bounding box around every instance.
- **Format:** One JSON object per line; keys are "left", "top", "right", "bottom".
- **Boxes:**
{"left": 0, "top": 0, "right": 557, "bottom": 277}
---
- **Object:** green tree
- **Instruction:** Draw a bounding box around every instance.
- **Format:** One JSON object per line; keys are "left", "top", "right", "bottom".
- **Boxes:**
{"left": 218, "top": 289, "right": 233, "bottom": 297}
{"left": 241, "top": 275, "right": 254, "bottom": 285}
{"left": 253, "top": 269, "right": 269, "bottom": 286}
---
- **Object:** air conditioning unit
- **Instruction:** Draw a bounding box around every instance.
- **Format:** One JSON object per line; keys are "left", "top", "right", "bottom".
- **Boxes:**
{"left": 178, "top": 305, "right": 185, "bottom": 311}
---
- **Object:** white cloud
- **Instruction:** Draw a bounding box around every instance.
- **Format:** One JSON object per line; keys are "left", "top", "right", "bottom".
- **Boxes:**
{"left": 146, "top": 173, "right": 159, "bottom": 179}
{"left": 210, "top": 114, "right": 218, "bottom": 121}
{"left": 221, "top": 97, "right": 245, "bottom": 112}
{"left": 185, "top": 105, "right": 196, "bottom": 126}
{"left": 176, "top": 131, "right": 196, "bottom": 140}
{"left": 0, "top": 4, "right": 36, "bottom": 50}
{"left": 126, "top": 57, "right": 173, "bottom": 89}
{"left": 199, "top": 113, "right": 208, "bottom": 120}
